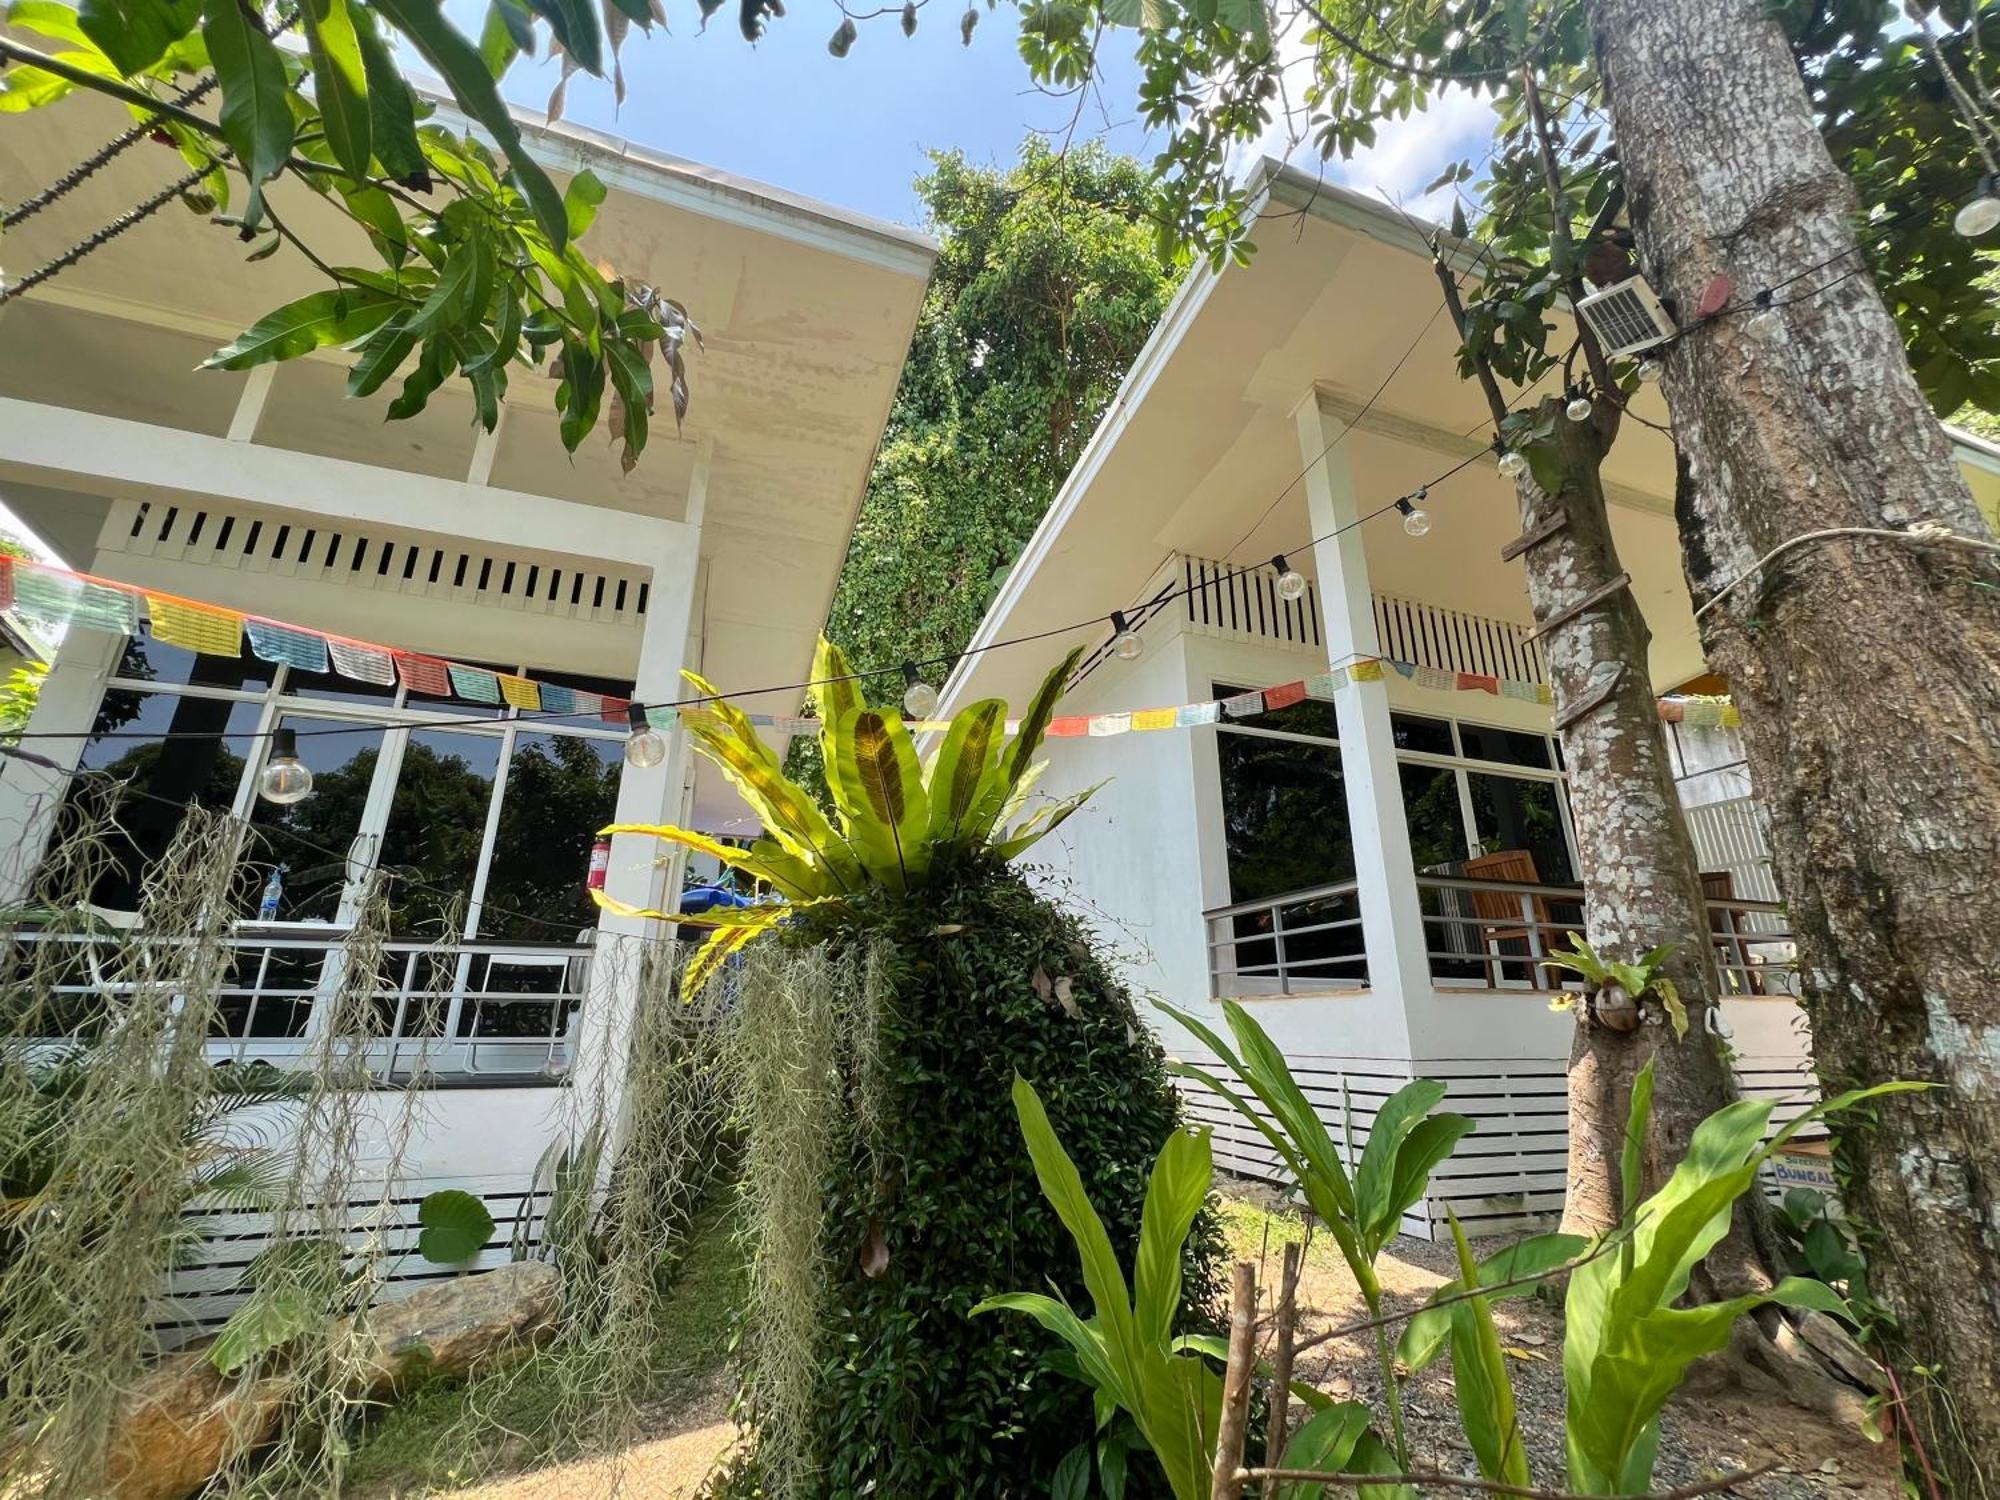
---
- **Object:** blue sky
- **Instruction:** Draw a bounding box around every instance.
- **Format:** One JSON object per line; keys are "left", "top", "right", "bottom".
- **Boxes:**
{"left": 440, "top": 4, "right": 1496, "bottom": 230}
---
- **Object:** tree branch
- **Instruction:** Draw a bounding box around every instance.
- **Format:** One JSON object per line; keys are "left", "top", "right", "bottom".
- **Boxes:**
{"left": 1522, "top": 69, "right": 1620, "bottom": 433}
{"left": 1431, "top": 253, "right": 1513, "bottom": 433}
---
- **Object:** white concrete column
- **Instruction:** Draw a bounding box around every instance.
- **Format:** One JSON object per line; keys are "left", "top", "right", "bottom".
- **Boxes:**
{"left": 0, "top": 624, "right": 126, "bottom": 904}
{"left": 1296, "top": 392, "right": 1432, "bottom": 1029}
{"left": 570, "top": 488, "right": 704, "bottom": 1126}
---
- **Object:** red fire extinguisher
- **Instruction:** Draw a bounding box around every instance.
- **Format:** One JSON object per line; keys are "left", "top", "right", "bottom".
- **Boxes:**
{"left": 587, "top": 839, "right": 611, "bottom": 892}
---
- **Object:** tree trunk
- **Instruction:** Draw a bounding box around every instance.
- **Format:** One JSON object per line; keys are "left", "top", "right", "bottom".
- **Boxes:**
{"left": 1505, "top": 400, "right": 1752, "bottom": 1254}
{"left": 1589, "top": 0, "right": 2000, "bottom": 1485}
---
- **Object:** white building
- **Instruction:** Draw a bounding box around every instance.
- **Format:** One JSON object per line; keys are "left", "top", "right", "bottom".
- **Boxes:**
{"left": 940, "top": 163, "right": 2000, "bottom": 1236}
{"left": 0, "top": 91, "right": 931, "bottom": 1325}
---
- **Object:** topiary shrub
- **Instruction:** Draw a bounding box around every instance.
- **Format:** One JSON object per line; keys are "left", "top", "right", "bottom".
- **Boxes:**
{"left": 791, "top": 872, "right": 1222, "bottom": 1497}
{"left": 604, "top": 643, "right": 1221, "bottom": 1498}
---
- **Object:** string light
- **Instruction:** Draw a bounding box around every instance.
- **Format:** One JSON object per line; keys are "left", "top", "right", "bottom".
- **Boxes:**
{"left": 1955, "top": 175, "right": 2000, "bottom": 238}
{"left": 1270, "top": 554, "right": 1308, "bottom": 600}
{"left": 1565, "top": 389, "right": 1594, "bottom": 422}
{"left": 623, "top": 702, "right": 667, "bottom": 768}
{"left": 1636, "top": 357, "right": 1663, "bottom": 383}
{"left": 1395, "top": 495, "right": 1432, "bottom": 537}
{"left": 1109, "top": 610, "right": 1145, "bottom": 660}
{"left": 256, "top": 727, "right": 313, "bottom": 805}
{"left": 1495, "top": 438, "right": 1528, "bottom": 480}
{"left": 901, "top": 661, "right": 940, "bottom": 718}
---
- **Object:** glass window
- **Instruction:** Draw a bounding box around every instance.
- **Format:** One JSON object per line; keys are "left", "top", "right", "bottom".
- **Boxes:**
{"left": 1212, "top": 682, "right": 1338, "bottom": 741}
{"left": 479, "top": 732, "right": 623, "bottom": 941}
{"left": 1390, "top": 713, "right": 1455, "bottom": 756}
{"left": 1456, "top": 722, "right": 1553, "bottom": 770}
{"left": 107, "top": 625, "right": 276, "bottom": 694}
{"left": 1466, "top": 772, "right": 1575, "bottom": 885}
{"left": 61, "top": 691, "right": 262, "bottom": 911}
{"left": 1399, "top": 763, "right": 1469, "bottom": 874}
{"left": 377, "top": 728, "right": 505, "bottom": 936}
{"left": 246, "top": 715, "right": 394, "bottom": 923}
{"left": 1216, "top": 732, "right": 1353, "bottom": 902}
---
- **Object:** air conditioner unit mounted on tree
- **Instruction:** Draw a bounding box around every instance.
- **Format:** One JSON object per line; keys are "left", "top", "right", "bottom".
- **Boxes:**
{"left": 1575, "top": 276, "right": 1678, "bottom": 357}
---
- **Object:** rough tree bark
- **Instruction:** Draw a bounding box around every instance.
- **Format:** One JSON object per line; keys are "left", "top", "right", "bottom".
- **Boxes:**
{"left": 1589, "top": 0, "right": 2000, "bottom": 1484}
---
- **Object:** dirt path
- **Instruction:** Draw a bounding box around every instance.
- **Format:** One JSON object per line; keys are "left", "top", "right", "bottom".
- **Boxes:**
{"left": 1219, "top": 1190, "right": 1896, "bottom": 1498}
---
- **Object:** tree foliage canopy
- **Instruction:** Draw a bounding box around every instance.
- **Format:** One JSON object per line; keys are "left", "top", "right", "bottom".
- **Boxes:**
{"left": 822, "top": 138, "right": 1180, "bottom": 678}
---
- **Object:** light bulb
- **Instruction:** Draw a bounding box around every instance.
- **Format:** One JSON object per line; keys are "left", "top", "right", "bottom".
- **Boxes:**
{"left": 623, "top": 702, "right": 667, "bottom": 769}
{"left": 1636, "top": 357, "right": 1663, "bottom": 383}
{"left": 1496, "top": 448, "right": 1528, "bottom": 480}
{"left": 901, "top": 662, "right": 939, "bottom": 719}
{"left": 1566, "top": 393, "right": 1594, "bottom": 422}
{"left": 1956, "top": 176, "right": 2000, "bottom": 238}
{"left": 1746, "top": 293, "right": 1782, "bottom": 342}
{"left": 1109, "top": 609, "right": 1144, "bottom": 661}
{"left": 1396, "top": 497, "right": 1432, "bottom": 537}
{"left": 1271, "top": 554, "right": 1307, "bottom": 600}
{"left": 257, "top": 727, "right": 313, "bottom": 805}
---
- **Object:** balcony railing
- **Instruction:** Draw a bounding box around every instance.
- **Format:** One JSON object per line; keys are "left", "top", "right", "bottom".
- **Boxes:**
{"left": 1206, "top": 880, "right": 1368, "bottom": 997}
{"left": 1204, "top": 876, "right": 1798, "bottom": 999}
{"left": 5, "top": 927, "right": 599, "bottom": 1081}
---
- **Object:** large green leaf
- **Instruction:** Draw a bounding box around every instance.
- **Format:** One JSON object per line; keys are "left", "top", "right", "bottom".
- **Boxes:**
{"left": 827, "top": 707, "right": 930, "bottom": 889}
{"left": 925, "top": 697, "right": 1005, "bottom": 843}
{"left": 1277, "top": 1403, "right": 1372, "bottom": 1500}
{"left": 373, "top": 0, "right": 570, "bottom": 246}
{"left": 1133, "top": 1123, "right": 1210, "bottom": 1345}
{"left": 1354, "top": 1078, "right": 1448, "bottom": 1248}
{"left": 963, "top": 646, "right": 1082, "bottom": 840}
{"left": 78, "top": 0, "right": 197, "bottom": 73}
{"left": 203, "top": 289, "right": 400, "bottom": 369}
{"left": 564, "top": 165, "right": 608, "bottom": 238}
{"left": 354, "top": 13, "right": 426, "bottom": 184}
{"left": 996, "top": 780, "right": 1105, "bottom": 860}
{"left": 416, "top": 1187, "right": 495, "bottom": 1263}
{"left": 202, "top": 0, "right": 296, "bottom": 188}
{"left": 303, "top": 0, "right": 370, "bottom": 181}
{"left": 1445, "top": 1211, "right": 1528, "bottom": 1486}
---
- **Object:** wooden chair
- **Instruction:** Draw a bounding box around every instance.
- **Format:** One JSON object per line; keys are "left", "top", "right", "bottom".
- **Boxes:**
{"left": 1462, "top": 849, "right": 1568, "bottom": 988}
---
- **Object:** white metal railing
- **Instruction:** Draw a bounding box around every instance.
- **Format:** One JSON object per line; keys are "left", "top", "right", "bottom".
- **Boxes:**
{"left": 1205, "top": 880, "right": 1367, "bottom": 996}
{"left": 1202, "top": 876, "right": 1798, "bottom": 998}
{"left": 5, "top": 927, "right": 594, "bottom": 1080}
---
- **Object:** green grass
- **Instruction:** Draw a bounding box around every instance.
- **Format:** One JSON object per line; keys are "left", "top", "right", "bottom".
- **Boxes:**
{"left": 339, "top": 1200, "right": 747, "bottom": 1496}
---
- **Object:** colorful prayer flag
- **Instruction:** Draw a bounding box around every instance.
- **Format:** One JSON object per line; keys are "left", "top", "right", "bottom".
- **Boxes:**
{"left": 498, "top": 673, "right": 541, "bottom": 710}
{"left": 1263, "top": 681, "right": 1307, "bottom": 710}
{"left": 1500, "top": 679, "right": 1541, "bottom": 703}
{"left": 1088, "top": 712, "right": 1132, "bottom": 736}
{"left": 539, "top": 683, "right": 578, "bottom": 715}
{"left": 1387, "top": 660, "right": 1417, "bottom": 678}
{"left": 1414, "top": 665, "right": 1456, "bottom": 691}
{"left": 1131, "top": 708, "right": 1177, "bottom": 731}
{"left": 246, "top": 619, "right": 329, "bottom": 673}
{"left": 1535, "top": 683, "right": 1554, "bottom": 706}
{"left": 328, "top": 638, "right": 396, "bottom": 686}
{"left": 1305, "top": 671, "right": 1343, "bottom": 698}
{"left": 17, "top": 567, "right": 138, "bottom": 634}
{"left": 1047, "top": 716, "right": 1090, "bottom": 736}
{"left": 1457, "top": 671, "right": 1500, "bottom": 695}
{"left": 644, "top": 706, "right": 680, "bottom": 731}
{"left": 1349, "top": 659, "right": 1384, "bottom": 682}
{"left": 1177, "top": 702, "right": 1222, "bottom": 727}
{"left": 147, "top": 594, "right": 242, "bottom": 657}
{"left": 0, "top": 556, "right": 13, "bottom": 614}
{"left": 396, "top": 653, "right": 452, "bottom": 697}
{"left": 1222, "top": 690, "right": 1265, "bottom": 719}
{"left": 448, "top": 664, "right": 502, "bottom": 704}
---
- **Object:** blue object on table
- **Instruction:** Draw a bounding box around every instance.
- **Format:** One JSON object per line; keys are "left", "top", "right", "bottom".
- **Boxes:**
{"left": 680, "top": 885, "right": 752, "bottom": 915}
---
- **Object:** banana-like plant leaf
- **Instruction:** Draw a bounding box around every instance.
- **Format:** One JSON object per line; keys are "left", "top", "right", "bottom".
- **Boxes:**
{"left": 1397, "top": 1231, "right": 1589, "bottom": 1372}
{"left": 1277, "top": 1402, "right": 1374, "bottom": 1500}
{"left": 596, "top": 822, "right": 820, "bottom": 901}
{"left": 826, "top": 707, "right": 930, "bottom": 890}
{"left": 925, "top": 697, "right": 1006, "bottom": 842}
{"left": 1354, "top": 1078, "right": 1450, "bottom": 1249}
{"left": 1445, "top": 1210, "right": 1529, "bottom": 1486}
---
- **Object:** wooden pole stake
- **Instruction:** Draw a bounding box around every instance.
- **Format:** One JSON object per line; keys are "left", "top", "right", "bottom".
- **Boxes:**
{"left": 1266, "top": 1240, "right": 1303, "bottom": 1471}
{"left": 1211, "top": 1259, "right": 1259, "bottom": 1500}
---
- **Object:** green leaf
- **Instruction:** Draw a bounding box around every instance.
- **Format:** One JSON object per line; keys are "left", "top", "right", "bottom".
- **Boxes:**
{"left": 1524, "top": 439, "right": 1566, "bottom": 498}
{"left": 416, "top": 1187, "right": 495, "bottom": 1263}
{"left": 373, "top": 0, "right": 570, "bottom": 246}
{"left": 1445, "top": 1211, "right": 1529, "bottom": 1486}
{"left": 202, "top": 0, "right": 296, "bottom": 188}
{"left": 1354, "top": 1077, "right": 1448, "bottom": 1247}
{"left": 208, "top": 1284, "right": 319, "bottom": 1374}
{"left": 564, "top": 166, "right": 608, "bottom": 239}
{"left": 827, "top": 707, "right": 931, "bottom": 889}
{"left": 1133, "top": 1123, "right": 1211, "bottom": 1345}
{"left": 1052, "top": 1443, "right": 1090, "bottom": 1500}
{"left": 303, "top": 0, "right": 371, "bottom": 182}
{"left": 347, "top": 314, "right": 418, "bottom": 397}
{"left": 606, "top": 336, "right": 652, "bottom": 464}
{"left": 525, "top": 0, "right": 603, "bottom": 72}
{"left": 203, "top": 289, "right": 400, "bottom": 369}
{"left": 1277, "top": 1403, "right": 1372, "bottom": 1499}
{"left": 78, "top": 0, "right": 198, "bottom": 74}
{"left": 925, "top": 697, "right": 1006, "bottom": 843}
{"left": 355, "top": 14, "right": 425, "bottom": 185}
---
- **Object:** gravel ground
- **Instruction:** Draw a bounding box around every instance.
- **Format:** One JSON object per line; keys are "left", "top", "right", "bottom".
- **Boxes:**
{"left": 1219, "top": 1185, "right": 1897, "bottom": 1499}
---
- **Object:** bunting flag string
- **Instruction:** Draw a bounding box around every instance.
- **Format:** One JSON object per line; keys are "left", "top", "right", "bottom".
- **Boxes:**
{"left": 1, "top": 557, "right": 1741, "bottom": 739}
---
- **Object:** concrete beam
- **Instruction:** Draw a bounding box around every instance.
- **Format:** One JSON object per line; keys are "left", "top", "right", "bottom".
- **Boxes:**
{"left": 0, "top": 396, "right": 696, "bottom": 566}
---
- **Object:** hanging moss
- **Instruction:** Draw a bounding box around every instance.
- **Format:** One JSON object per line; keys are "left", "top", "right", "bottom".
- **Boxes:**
{"left": 719, "top": 866, "right": 1223, "bottom": 1499}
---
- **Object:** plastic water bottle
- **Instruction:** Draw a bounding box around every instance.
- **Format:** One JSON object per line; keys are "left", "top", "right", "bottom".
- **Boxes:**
{"left": 258, "top": 866, "right": 285, "bottom": 921}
